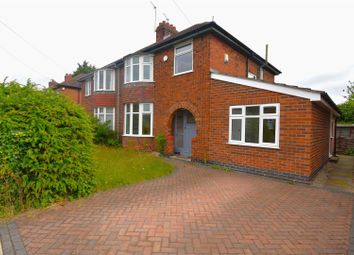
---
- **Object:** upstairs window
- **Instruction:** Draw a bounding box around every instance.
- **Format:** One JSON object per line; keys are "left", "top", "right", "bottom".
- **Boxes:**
{"left": 85, "top": 80, "right": 91, "bottom": 96}
{"left": 94, "top": 69, "right": 115, "bottom": 91}
{"left": 259, "top": 67, "right": 264, "bottom": 80}
{"left": 174, "top": 41, "right": 193, "bottom": 75}
{"left": 229, "top": 104, "right": 280, "bottom": 148}
{"left": 124, "top": 55, "right": 153, "bottom": 83}
{"left": 248, "top": 72, "right": 257, "bottom": 79}
{"left": 124, "top": 103, "right": 153, "bottom": 136}
{"left": 94, "top": 107, "right": 115, "bottom": 130}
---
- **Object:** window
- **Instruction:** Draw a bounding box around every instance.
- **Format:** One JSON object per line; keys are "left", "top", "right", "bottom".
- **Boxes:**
{"left": 229, "top": 104, "right": 280, "bottom": 148}
{"left": 174, "top": 41, "right": 193, "bottom": 75}
{"left": 248, "top": 72, "right": 257, "bottom": 79}
{"left": 94, "top": 107, "right": 115, "bottom": 130}
{"left": 259, "top": 67, "right": 264, "bottom": 80}
{"left": 94, "top": 69, "right": 115, "bottom": 91}
{"left": 124, "top": 103, "right": 153, "bottom": 136}
{"left": 85, "top": 80, "right": 91, "bottom": 96}
{"left": 124, "top": 55, "right": 153, "bottom": 83}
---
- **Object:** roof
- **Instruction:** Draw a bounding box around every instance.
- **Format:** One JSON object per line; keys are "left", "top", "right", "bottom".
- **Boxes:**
{"left": 98, "top": 21, "right": 281, "bottom": 75}
{"left": 55, "top": 73, "right": 87, "bottom": 89}
{"left": 210, "top": 70, "right": 340, "bottom": 115}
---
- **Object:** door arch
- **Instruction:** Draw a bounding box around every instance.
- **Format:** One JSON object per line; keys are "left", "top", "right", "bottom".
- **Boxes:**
{"left": 173, "top": 109, "right": 196, "bottom": 157}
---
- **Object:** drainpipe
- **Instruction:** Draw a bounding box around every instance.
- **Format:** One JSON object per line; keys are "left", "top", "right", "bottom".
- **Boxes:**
{"left": 334, "top": 117, "right": 337, "bottom": 156}
{"left": 116, "top": 65, "right": 120, "bottom": 139}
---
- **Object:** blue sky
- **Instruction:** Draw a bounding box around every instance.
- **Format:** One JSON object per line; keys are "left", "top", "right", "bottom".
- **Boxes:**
{"left": 1, "top": 0, "right": 353, "bottom": 103}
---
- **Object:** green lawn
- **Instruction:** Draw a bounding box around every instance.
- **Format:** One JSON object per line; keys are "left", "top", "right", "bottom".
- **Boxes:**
{"left": 93, "top": 145, "right": 174, "bottom": 191}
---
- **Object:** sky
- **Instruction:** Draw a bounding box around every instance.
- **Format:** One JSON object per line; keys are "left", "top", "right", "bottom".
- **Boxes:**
{"left": 1, "top": 0, "right": 353, "bottom": 104}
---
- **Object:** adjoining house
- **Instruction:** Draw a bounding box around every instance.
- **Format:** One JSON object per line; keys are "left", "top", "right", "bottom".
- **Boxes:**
{"left": 53, "top": 21, "right": 340, "bottom": 182}
{"left": 49, "top": 73, "right": 84, "bottom": 104}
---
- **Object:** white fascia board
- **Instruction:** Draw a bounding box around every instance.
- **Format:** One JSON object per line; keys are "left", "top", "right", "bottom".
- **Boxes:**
{"left": 211, "top": 73, "right": 322, "bottom": 101}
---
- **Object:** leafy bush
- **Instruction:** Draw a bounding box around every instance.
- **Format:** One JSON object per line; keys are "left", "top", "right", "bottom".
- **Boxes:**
{"left": 92, "top": 118, "right": 120, "bottom": 146}
{"left": 156, "top": 133, "right": 167, "bottom": 155}
{"left": 0, "top": 80, "right": 95, "bottom": 213}
{"left": 344, "top": 148, "right": 354, "bottom": 156}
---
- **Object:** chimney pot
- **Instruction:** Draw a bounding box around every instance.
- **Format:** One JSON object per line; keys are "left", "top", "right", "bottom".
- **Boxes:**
{"left": 155, "top": 21, "right": 178, "bottom": 42}
{"left": 64, "top": 73, "right": 73, "bottom": 82}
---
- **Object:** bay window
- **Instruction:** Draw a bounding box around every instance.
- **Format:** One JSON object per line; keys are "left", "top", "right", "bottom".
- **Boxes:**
{"left": 174, "top": 41, "right": 193, "bottom": 75}
{"left": 94, "top": 107, "right": 115, "bottom": 130}
{"left": 124, "top": 103, "right": 153, "bottom": 136}
{"left": 124, "top": 55, "right": 153, "bottom": 83}
{"left": 94, "top": 69, "right": 115, "bottom": 91}
{"left": 229, "top": 104, "right": 279, "bottom": 148}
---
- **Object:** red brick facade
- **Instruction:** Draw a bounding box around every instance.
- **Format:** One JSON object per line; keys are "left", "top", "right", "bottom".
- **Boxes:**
{"left": 60, "top": 21, "right": 337, "bottom": 180}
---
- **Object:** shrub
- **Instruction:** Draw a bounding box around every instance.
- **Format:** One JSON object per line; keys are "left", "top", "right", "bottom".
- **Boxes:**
{"left": 0, "top": 80, "right": 95, "bottom": 212}
{"left": 92, "top": 118, "right": 120, "bottom": 146}
{"left": 344, "top": 148, "right": 354, "bottom": 156}
{"left": 156, "top": 133, "right": 167, "bottom": 155}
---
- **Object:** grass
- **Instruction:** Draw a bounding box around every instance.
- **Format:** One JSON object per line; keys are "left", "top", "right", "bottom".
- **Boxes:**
{"left": 93, "top": 145, "right": 174, "bottom": 191}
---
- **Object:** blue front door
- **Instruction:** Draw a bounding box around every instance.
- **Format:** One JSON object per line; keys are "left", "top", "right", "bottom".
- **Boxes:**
{"left": 174, "top": 110, "right": 196, "bottom": 157}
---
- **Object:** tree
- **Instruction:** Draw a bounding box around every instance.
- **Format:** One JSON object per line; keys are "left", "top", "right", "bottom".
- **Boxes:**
{"left": 337, "top": 80, "right": 354, "bottom": 124}
{"left": 72, "top": 60, "right": 96, "bottom": 76}
{"left": 0, "top": 80, "right": 95, "bottom": 213}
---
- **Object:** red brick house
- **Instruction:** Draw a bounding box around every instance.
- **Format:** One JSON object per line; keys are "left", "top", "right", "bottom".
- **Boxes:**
{"left": 55, "top": 21, "right": 340, "bottom": 181}
{"left": 49, "top": 73, "right": 83, "bottom": 104}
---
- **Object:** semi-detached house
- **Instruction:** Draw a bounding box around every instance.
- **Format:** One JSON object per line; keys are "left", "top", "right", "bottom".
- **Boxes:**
{"left": 53, "top": 21, "right": 340, "bottom": 182}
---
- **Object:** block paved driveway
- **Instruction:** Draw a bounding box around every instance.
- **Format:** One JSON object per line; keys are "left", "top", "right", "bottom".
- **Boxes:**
{"left": 16, "top": 160, "right": 353, "bottom": 255}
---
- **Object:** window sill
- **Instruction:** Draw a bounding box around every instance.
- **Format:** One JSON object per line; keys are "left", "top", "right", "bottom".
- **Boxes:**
{"left": 122, "top": 135, "right": 154, "bottom": 138}
{"left": 94, "top": 90, "right": 116, "bottom": 92}
{"left": 228, "top": 141, "right": 279, "bottom": 150}
{"left": 173, "top": 70, "right": 193, "bottom": 77}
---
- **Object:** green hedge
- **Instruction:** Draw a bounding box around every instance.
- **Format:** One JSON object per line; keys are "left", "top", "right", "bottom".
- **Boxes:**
{"left": 0, "top": 80, "right": 95, "bottom": 213}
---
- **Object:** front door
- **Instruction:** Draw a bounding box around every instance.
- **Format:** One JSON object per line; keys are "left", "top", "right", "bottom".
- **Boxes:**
{"left": 174, "top": 110, "right": 196, "bottom": 157}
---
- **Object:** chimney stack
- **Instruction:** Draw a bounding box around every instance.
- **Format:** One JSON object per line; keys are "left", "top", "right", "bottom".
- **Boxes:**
{"left": 155, "top": 21, "right": 178, "bottom": 42}
{"left": 64, "top": 73, "right": 73, "bottom": 82}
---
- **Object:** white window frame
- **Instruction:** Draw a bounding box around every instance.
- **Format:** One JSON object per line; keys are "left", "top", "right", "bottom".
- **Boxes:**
{"left": 259, "top": 67, "right": 264, "bottom": 80}
{"left": 124, "top": 103, "right": 153, "bottom": 137}
{"left": 229, "top": 103, "right": 280, "bottom": 149}
{"left": 93, "top": 107, "right": 115, "bottom": 130}
{"left": 85, "top": 80, "right": 91, "bottom": 96}
{"left": 124, "top": 55, "right": 154, "bottom": 84}
{"left": 93, "top": 69, "right": 115, "bottom": 91}
{"left": 248, "top": 72, "right": 257, "bottom": 79}
{"left": 174, "top": 41, "right": 193, "bottom": 76}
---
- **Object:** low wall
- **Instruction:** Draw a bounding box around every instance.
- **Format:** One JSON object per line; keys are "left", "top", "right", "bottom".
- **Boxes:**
{"left": 336, "top": 124, "right": 354, "bottom": 154}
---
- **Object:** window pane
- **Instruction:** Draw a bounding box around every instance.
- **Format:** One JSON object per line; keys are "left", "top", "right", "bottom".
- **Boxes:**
{"left": 126, "top": 66, "right": 131, "bottom": 82}
{"left": 106, "top": 107, "right": 113, "bottom": 114}
{"left": 99, "top": 108, "right": 104, "bottom": 114}
{"left": 175, "top": 51, "right": 192, "bottom": 74}
{"left": 143, "top": 65, "right": 150, "bottom": 80}
{"left": 245, "top": 118, "right": 259, "bottom": 143}
{"left": 99, "top": 71, "right": 104, "bottom": 89}
{"left": 132, "top": 114, "right": 139, "bottom": 135}
{"left": 232, "top": 108, "right": 242, "bottom": 115}
{"left": 263, "top": 106, "right": 276, "bottom": 114}
{"left": 133, "top": 103, "right": 139, "bottom": 112}
{"left": 98, "top": 114, "right": 104, "bottom": 123}
{"left": 176, "top": 43, "right": 192, "bottom": 54}
{"left": 133, "top": 56, "right": 139, "bottom": 64}
{"left": 133, "top": 65, "right": 139, "bottom": 81}
{"left": 246, "top": 106, "right": 260, "bottom": 115}
{"left": 106, "top": 114, "right": 114, "bottom": 130}
{"left": 106, "top": 70, "right": 112, "bottom": 89}
{"left": 125, "top": 114, "right": 130, "bottom": 134}
{"left": 231, "top": 119, "right": 242, "bottom": 141}
{"left": 263, "top": 119, "right": 276, "bottom": 143}
{"left": 142, "top": 113, "right": 151, "bottom": 135}
{"left": 143, "top": 103, "right": 150, "bottom": 112}
{"left": 143, "top": 56, "right": 152, "bottom": 63}
{"left": 126, "top": 104, "right": 131, "bottom": 112}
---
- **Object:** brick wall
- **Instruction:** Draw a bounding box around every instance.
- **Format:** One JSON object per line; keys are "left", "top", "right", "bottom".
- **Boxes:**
{"left": 209, "top": 79, "right": 314, "bottom": 177}
{"left": 310, "top": 103, "right": 330, "bottom": 174}
{"left": 58, "top": 87, "right": 81, "bottom": 104}
{"left": 209, "top": 34, "right": 274, "bottom": 83}
{"left": 336, "top": 125, "right": 354, "bottom": 154}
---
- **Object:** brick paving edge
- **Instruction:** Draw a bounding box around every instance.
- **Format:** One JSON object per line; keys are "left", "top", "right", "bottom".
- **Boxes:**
{"left": 0, "top": 221, "right": 27, "bottom": 255}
